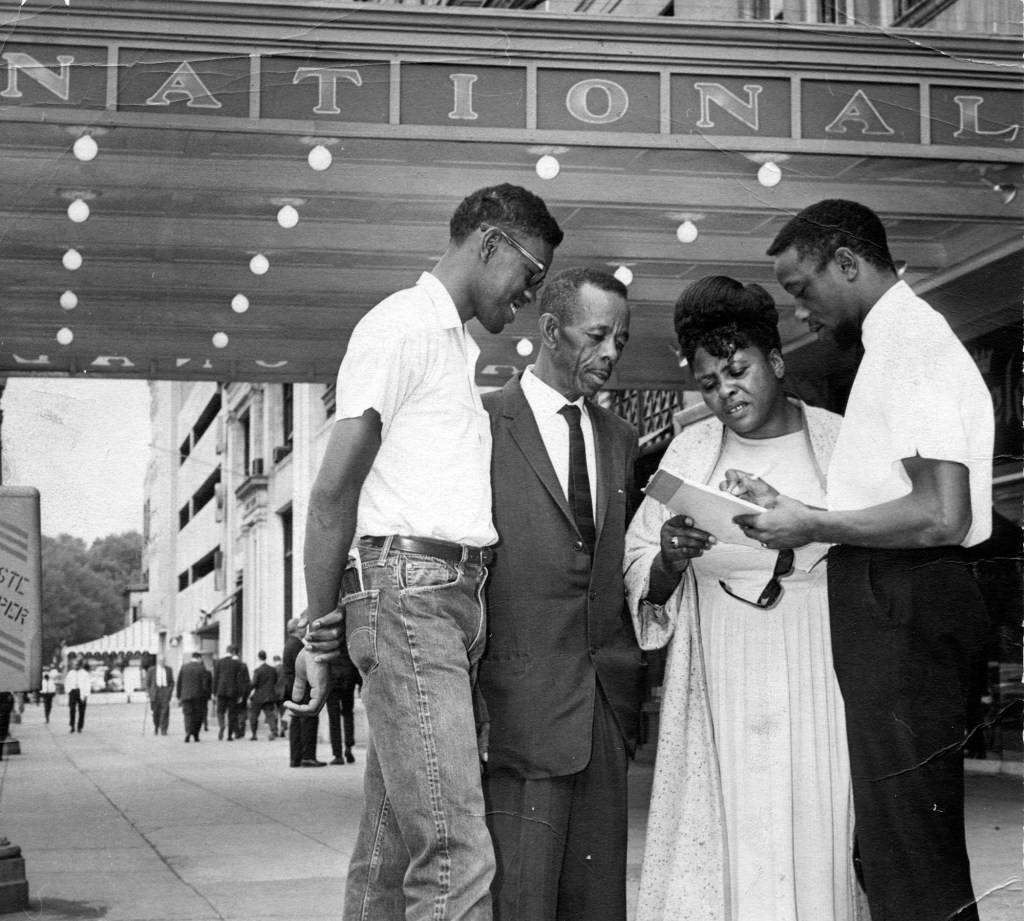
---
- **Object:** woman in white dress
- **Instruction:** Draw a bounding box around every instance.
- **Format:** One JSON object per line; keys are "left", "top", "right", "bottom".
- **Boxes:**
{"left": 624, "top": 276, "right": 866, "bottom": 921}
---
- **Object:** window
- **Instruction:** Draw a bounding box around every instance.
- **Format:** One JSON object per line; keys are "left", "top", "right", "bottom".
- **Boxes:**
{"left": 281, "top": 383, "right": 294, "bottom": 447}
{"left": 192, "top": 469, "right": 221, "bottom": 517}
{"left": 191, "top": 547, "right": 220, "bottom": 583}
{"left": 239, "top": 411, "right": 251, "bottom": 477}
{"left": 179, "top": 435, "right": 191, "bottom": 464}
{"left": 192, "top": 391, "right": 222, "bottom": 446}
{"left": 179, "top": 503, "right": 190, "bottom": 530}
{"left": 178, "top": 570, "right": 189, "bottom": 592}
{"left": 281, "top": 507, "right": 293, "bottom": 630}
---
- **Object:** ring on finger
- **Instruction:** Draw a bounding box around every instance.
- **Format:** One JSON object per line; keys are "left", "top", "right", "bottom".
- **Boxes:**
{"left": 670, "top": 536, "right": 679, "bottom": 549}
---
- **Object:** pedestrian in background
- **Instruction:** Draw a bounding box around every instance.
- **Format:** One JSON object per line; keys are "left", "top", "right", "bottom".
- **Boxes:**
{"left": 213, "top": 645, "right": 249, "bottom": 741}
{"left": 272, "top": 655, "right": 287, "bottom": 738}
{"left": 284, "top": 618, "right": 323, "bottom": 767}
{"left": 325, "top": 643, "right": 360, "bottom": 765}
{"left": 64, "top": 660, "right": 91, "bottom": 733}
{"left": 145, "top": 654, "right": 174, "bottom": 736}
{"left": 176, "top": 652, "right": 209, "bottom": 743}
{"left": 248, "top": 650, "right": 279, "bottom": 740}
{"left": 39, "top": 667, "right": 58, "bottom": 724}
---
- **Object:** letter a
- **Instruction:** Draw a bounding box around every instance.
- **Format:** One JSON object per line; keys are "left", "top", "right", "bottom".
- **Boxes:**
{"left": 146, "top": 62, "right": 222, "bottom": 109}
{"left": 824, "top": 89, "right": 894, "bottom": 136}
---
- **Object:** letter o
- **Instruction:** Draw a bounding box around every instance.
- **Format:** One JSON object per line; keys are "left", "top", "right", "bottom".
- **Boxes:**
{"left": 565, "top": 79, "right": 629, "bottom": 125}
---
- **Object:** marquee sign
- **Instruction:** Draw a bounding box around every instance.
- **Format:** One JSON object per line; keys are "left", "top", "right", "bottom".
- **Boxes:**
{"left": 1, "top": 44, "right": 1019, "bottom": 147}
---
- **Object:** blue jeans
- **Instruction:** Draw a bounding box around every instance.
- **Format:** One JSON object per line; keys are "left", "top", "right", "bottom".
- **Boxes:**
{"left": 343, "top": 540, "right": 494, "bottom": 921}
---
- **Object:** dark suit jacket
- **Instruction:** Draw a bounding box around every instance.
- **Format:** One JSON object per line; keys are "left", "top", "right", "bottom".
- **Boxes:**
{"left": 176, "top": 661, "right": 210, "bottom": 701}
{"left": 478, "top": 375, "right": 643, "bottom": 779}
{"left": 213, "top": 656, "right": 250, "bottom": 700}
{"left": 145, "top": 665, "right": 174, "bottom": 703}
{"left": 250, "top": 663, "right": 279, "bottom": 707}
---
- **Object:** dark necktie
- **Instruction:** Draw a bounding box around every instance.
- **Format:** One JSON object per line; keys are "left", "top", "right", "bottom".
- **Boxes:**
{"left": 558, "top": 404, "right": 596, "bottom": 556}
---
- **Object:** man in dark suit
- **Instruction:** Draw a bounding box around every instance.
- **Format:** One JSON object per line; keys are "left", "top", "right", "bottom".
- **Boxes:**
{"left": 145, "top": 654, "right": 175, "bottom": 736}
{"left": 479, "top": 267, "right": 643, "bottom": 921}
{"left": 213, "top": 645, "right": 250, "bottom": 741}
{"left": 248, "top": 650, "right": 279, "bottom": 740}
{"left": 176, "top": 652, "right": 210, "bottom": 743}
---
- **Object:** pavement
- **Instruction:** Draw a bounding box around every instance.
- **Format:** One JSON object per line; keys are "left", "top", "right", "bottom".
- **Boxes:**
{"left": 0, "top": 696, "right": 1018, "bottom": 921}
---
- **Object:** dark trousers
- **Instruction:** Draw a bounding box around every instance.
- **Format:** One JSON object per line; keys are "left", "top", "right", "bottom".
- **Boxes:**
{"left": 326, "top": 684, "right": 355, "bottom": 757}
{"left": 249, "top": 701, "right": 279, "bottom": 737}
{"left": 181, "top": 699, "right": 205, "bottom": 739}
{"left": 289, "top": 712, "right": 319, "bottom": 765}
{"left": 828, "top": 544, "right": 986, "bottom": 921}
{"left": 41, "top": 693, "right": 54, "bottom": 723}
{"left": 0, "top": 692, "right": 13, "bottom": 741}
{"left": 68, "top": 690, "right": 86, "bottom": 732}
{"left": 150, "top": 693, "right": 171, "bottom": 734}
{"left": 482, "top": 686, "right": 629, "bottom": 921}
{"left": 216, "top": 695, "right": 242, "bottom": 738}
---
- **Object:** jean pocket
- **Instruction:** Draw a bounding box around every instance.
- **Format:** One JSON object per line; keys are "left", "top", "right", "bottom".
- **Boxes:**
{"left": 400, "top": 557, "right": 458, "bottom": 592}
{"left": 344, "top": 589, "right": 380, "bottom": 675}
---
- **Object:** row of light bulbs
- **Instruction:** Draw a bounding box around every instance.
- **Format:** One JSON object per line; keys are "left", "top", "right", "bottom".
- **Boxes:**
{"left": 54, "top": 134, "right": 787, "bottom": 350}
{"left": 55, "top": 134, "right": 340, "bottom": 348}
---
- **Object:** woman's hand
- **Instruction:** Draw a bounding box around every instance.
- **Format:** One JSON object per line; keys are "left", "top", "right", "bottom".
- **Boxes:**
{"left": 721, "top": 469, "right": 779, "bottom": 507}
{"left": 645, "top": 515, "right": 715, "bottom": 606}
{"left": 660, "top": 515, "right": 716, "bottom": 574}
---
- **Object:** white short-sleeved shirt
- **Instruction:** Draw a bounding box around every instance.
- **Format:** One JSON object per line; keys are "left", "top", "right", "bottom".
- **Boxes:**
{"left": 520, "top": 366, "right": 597, "bottom": 519}
{"left": 335, "top": 272, "right": 497, "bottom": 547}
{"left": 826, "top": 280, "right": 993, "bottom": 547}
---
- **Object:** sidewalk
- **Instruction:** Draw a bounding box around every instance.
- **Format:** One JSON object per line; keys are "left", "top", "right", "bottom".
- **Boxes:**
{"left": 0, "top": 697, "right": 1019, "bottom": 920}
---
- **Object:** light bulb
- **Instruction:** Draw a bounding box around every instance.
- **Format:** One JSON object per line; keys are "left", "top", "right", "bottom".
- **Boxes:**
{"left": 757, "top": 161, "right": 782, "bottom": 188}
{"left": 308, "top": 144, "right": 332, "bottom": 171}
{"left": 212, "top": 331, "right": 229, "bottom": 349}
{"left": 676, "top": 221, "right": 698, "bottom": 244}
{"left": 535, "top": 155, "right": 560, "bottom": 180}
{"left": 60, "top": 290, "right": 78, "bottom": 310}
{"left": 613, "top": 265, "right": 633, "bottom": 286}
{"left": 62, "top": 248, "right": 83, "bottom": 270}
{"left": 56, "top": 327, "right": 74, "bottom": 345}
{"left": 73, "top": 134, "right": 98, "bottom": 162}
{"left": 231, "top": 294, "right": 250, "bottom": 314}
{"left": 67, "top": 198, "right": 90, "bottom": 223}
{"left": 249, "top": 254, "right": 269, "bottom": 275}
{"left": 516, "top": 338, "right": 534, "bottom": 357}
{"left": 277, "top": 204, "right": 299, "bottom": 229}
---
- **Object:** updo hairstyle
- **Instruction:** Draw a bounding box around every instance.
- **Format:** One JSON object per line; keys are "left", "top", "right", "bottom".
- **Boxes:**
{"left": 674, "top": 275, "right": 781, "bottom": 367}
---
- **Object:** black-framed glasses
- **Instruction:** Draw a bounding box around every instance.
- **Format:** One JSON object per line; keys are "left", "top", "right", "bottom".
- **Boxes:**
{"left": 719, "top": 548, "right": 795, "bottom": 610}
{"left": 481, "top": 224, "right": 547, "bottom": 288}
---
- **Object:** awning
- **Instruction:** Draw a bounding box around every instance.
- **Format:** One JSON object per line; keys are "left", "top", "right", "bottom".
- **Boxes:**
{"left": 63, "top": 618, "right": 164, "bottom": 657}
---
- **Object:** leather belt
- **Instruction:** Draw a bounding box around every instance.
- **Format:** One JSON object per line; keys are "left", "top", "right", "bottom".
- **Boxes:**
{"left": 360, "top": 535, "right": 494, "bottom": 566}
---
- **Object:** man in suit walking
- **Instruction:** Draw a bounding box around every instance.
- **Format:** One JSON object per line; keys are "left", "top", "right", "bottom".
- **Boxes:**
{"left": 478, "top": 267, "right": 643, "bottom": 921}
{"left": 176, "top": 652, "right": 210, "bottom": 743}
{"left": 213, "top": 645, "right": 250, "bottom": 741}
{"left": 248, "top": 650, "right": 279, "bottom": 740}
{"left": 145, "top": 654, "right": 175, "bottom": 736}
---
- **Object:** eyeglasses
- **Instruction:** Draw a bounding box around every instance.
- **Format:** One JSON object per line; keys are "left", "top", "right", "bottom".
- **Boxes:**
{"left": 718, "top": 548, "right": 795, "bottom": 610}
{"left": 481, "top": 224, "right": 547, "bottom": 288}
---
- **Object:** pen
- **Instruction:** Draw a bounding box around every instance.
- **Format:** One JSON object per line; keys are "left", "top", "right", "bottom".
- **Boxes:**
{"left": 746, "top": 461, "right": 776, "bottom": 482}
{"left": 728, "top": 461, "right": 776, "bottom": 495}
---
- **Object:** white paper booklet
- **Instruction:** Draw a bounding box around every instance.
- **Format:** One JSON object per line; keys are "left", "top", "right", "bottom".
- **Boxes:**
{"left": 644, "top": 468, "right": 766, "bottom": 549}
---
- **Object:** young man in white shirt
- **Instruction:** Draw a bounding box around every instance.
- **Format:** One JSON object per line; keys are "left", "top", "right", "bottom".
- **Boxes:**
{"left": 732, "top": 199, "right": 993, "bottom": 921}
{"left": 295, "top": 184, "right": 563, "bottom": 921}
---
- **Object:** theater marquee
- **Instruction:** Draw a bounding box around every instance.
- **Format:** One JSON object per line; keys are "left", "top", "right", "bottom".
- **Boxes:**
{"left": 1, "top": 44, "right": 1019, "bottom": 148}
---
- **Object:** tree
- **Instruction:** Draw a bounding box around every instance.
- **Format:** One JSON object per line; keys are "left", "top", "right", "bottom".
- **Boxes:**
{"left": 41, "top": 531, "right": 143, "bottom": 663}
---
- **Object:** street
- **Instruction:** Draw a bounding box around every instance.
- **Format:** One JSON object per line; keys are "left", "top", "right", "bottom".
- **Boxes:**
{"left": 0, "top": 696, "right": 1019, "bottom": 920}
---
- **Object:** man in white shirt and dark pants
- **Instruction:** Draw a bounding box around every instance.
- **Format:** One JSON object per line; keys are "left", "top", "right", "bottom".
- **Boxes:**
{"left": 64, "top": 660, "right": 92, "bottom": 733}
{"left": 732, "top": 199, "right": 993, "bottom": 921}
{"left": 295, "top": 184, "right": 563, "bottom": 921}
